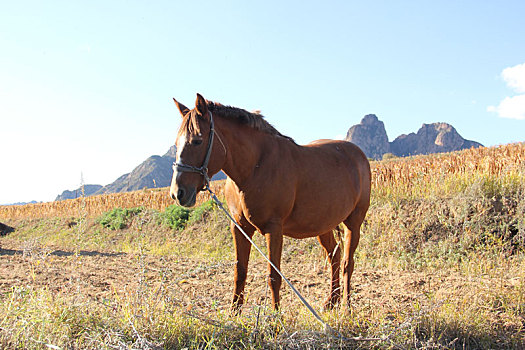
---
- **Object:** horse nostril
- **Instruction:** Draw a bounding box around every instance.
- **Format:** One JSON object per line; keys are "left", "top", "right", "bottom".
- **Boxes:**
{"left": 176, "top": 188, "right": 186, "bottom": 202}
{"left": 170, "top": 191, "right": 176, "bottom": 200}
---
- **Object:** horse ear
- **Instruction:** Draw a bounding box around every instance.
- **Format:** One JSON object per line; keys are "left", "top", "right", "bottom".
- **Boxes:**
{"left": 173, "top": 98, "right": 190, "bottom": 117}
{"left": 195, "top": 93, "right": 209, "bottom": 117}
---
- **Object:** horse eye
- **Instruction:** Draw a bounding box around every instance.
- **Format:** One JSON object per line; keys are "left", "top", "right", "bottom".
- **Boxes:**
{"left": 191, "top": 139, "right": 203, "bottom": 146}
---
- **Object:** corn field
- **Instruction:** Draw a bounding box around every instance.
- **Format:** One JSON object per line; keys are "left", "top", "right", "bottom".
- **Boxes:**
{"left": 0, "top": 182, "right": 225, "bottom": 220}
{"left": 1, "top": 142, "right": 524, "bottom": 220}
{"left": 372, "top": 142, "right": 525, "bottom": 198}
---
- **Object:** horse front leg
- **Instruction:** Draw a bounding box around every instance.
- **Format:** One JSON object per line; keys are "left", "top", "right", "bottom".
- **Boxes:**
{"left": 264, "top": 223, "right": 284, "bottom": 310}
{"left": 231, "top": 219, "right": 255, "bottom": 315}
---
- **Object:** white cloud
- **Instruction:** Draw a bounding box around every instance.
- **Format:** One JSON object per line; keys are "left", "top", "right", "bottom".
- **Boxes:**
{"left": 487, "top": 95, "right": 525, "bottom": 120}
{"left": 488, "top": 62, "right": 525, "bottom": 120}
{"left": 502, "top": 62, "right": 525, "bottom": 93}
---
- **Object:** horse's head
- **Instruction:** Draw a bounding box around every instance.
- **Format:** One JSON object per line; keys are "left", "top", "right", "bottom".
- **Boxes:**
{"left": 170, "top": 93, "right": 225, "bottom": 207}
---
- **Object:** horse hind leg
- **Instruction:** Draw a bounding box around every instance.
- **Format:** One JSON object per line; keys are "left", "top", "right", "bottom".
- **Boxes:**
{"left": 317, "top": 229, "right": 342, "bottom": 310}
{"left": 341, "top": 208, "right": 367, "bottom": 309}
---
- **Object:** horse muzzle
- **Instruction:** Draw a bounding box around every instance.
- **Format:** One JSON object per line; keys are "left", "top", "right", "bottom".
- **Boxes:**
{"left": 170, "top": 185, "right": 197, "bottom": 207}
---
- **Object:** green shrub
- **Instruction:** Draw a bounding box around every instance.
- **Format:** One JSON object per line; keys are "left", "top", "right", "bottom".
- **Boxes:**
{"left": 97, "top": 207, "right": 143, "bottom": 230}
{"left": 188, "top": 200, "right": 215, "bottom": 225}
{"left": 160, "top": 205, "right": 191, "bottom": 230}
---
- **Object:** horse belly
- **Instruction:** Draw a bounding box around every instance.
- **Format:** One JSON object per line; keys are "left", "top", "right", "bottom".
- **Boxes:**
{"left": 282, "top": 181, "right": 357, "bottom": 238}
{"left": 283, "top": 209, "right": 349, "bottom": 238}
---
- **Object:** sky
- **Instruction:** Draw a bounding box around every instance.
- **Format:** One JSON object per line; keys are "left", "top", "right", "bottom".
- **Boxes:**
{"left": 1, "top": 0, "right": 525, "bottom": 205}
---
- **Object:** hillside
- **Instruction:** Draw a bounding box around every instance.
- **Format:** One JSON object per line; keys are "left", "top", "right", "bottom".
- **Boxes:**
{"left": 55, "top": 184, "right": 103, "bottom": 201}
{"left": 4, "top": 142, "right": 523, "bottom": 220}
{"left": 55, "top": 117, "right": 480, "bottom": 199}
{"left": 55, "top": 146, "right": 226, "bottom": 200}
{"left": 1, "top": 142, "right": 524, "bottom": 349}
{"left": 94, "top": 146, "right": 178, "bottom": 195}
{"left": 345, "top": 114, "right": 482, "bottom": 159}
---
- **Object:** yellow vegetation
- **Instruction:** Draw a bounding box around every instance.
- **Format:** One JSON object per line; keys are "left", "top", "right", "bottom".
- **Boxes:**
{"left": 0, "top": 182, "right": 224, "bottom": 220}
{"left": 1, "top": 142, "right": 523, "bottom": 220}
{"left": 372, "top": 142, "right": 525, "bottom": 198}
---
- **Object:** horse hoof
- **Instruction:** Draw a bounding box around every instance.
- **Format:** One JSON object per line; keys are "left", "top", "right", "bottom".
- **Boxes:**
{"left": 321, "top": 298, "right": 339, "bottom": 312}
{"left": 341, "top": 302, "right": 353, "bottom": 315}
{"left": 230, "top": 305, "right": 243, "bottom": 317}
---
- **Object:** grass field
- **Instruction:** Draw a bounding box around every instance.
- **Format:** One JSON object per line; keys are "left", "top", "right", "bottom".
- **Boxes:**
{"left": 1, "top": 143, "right": 524, "bottom": 349}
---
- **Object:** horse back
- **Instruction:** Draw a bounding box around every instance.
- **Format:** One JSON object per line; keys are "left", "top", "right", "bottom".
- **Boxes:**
{"left": 281, "top": 139, "right": 371, "bottom": 236}
{"left": 301, "top": 139, "right": 370, "bottom": 193}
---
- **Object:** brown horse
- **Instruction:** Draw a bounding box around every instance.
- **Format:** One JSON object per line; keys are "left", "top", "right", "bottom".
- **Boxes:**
{"left": 170, "top": 94, "right": 371, "bottom": 312}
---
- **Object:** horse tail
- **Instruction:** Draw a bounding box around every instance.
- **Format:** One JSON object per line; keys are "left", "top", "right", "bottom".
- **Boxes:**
{"left": 333, "top": 224, "right": 344, "bottom": 251}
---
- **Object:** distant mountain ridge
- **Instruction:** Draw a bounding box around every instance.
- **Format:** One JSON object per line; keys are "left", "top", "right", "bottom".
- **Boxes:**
{"left": 56, "top": 116, "right": 482, "bottom": 200}
{"left": 345, "top": 114, "right": 482, "bottom": 159}
{"left": 2, "top": 200, "right": 41, "bottom": 206}
{"left": 94, "top": 146, "right": 177, "bottom": 195}
{"left": 55, "top": 185, "right": 103, "bottom": 201}
{"left": 55, "top": 146, "right": 226, "bottom": 201}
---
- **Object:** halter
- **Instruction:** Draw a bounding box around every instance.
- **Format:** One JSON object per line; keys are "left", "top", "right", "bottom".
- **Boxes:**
{"left": 173, "top": 111, "right": 215, "bottom": 190}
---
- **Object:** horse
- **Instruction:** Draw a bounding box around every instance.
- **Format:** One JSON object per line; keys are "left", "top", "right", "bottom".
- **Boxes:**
{"left": 170, "top": 93, "right": 371, "bottom": 313}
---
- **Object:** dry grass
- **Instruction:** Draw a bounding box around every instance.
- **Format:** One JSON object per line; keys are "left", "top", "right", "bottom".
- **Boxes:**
{"left": 2, "top": 143, "right": 523, "bottom": 221}
{"left": 1, "top": 143, "right": 523, "bottom": 221}
{"left": 0, "top": 181, "right": 224, "bottom": 220}
{"left": 1, "top": 142, "right": 524, "bottom": 349}
{"left": 372, "top": 142, "right": 525, "bottom": 200}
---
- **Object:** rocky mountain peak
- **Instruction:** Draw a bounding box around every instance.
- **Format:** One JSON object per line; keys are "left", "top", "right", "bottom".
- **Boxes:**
{"left": 345, "top": 114, "right": 391, "bottom": 160}
{"left": 164, "top": 145, "right": 177, "bottom": 158}
{"left": 361, "top": 114, "right": 381, "bottom": 125}
{"left": 346, "top": 116, "right": 482, "bottom": 159}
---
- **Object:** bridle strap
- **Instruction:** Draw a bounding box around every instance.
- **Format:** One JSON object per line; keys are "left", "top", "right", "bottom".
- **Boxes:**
{"left": 173, "top": 111, "right": 215, "bottom": 189}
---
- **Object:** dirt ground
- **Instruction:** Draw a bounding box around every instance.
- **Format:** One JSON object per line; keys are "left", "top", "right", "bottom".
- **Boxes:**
{"left": 2, "top": 231, "right": 524, "bottom": 350}
{"left": 0, "top": 236, "right": 456, "bottom": 318}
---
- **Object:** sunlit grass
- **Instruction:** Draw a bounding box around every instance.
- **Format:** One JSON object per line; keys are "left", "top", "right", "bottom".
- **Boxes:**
{"left": 1, "top": 142, "right": 524, "bottom": 348}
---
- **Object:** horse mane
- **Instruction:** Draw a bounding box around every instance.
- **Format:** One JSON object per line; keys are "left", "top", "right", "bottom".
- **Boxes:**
{"left": 207, "top": 101, "right": 295, "bottom": 143}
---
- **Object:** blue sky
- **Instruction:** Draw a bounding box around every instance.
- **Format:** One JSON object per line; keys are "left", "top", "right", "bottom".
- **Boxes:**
{"left": 1, "top": 0, "right": 524, "bottom": 204}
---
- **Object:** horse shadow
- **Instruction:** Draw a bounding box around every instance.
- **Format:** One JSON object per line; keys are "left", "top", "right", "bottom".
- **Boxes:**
{"left": 1, "top": 222, "right": 124, "bottom": 258}
{"left": 0, "top": 222, "right": 15, "bottom": 237}
{"left": 50, "top": 250, "right": 125, "bottom": 257}
{"left": 0, "top": 247, "right": 124, "bottom": 258}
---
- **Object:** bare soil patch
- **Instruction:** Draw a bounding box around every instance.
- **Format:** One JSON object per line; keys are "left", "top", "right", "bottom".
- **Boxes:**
{"left": 0, "top": 237, "right": 482, "bottom": 317}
